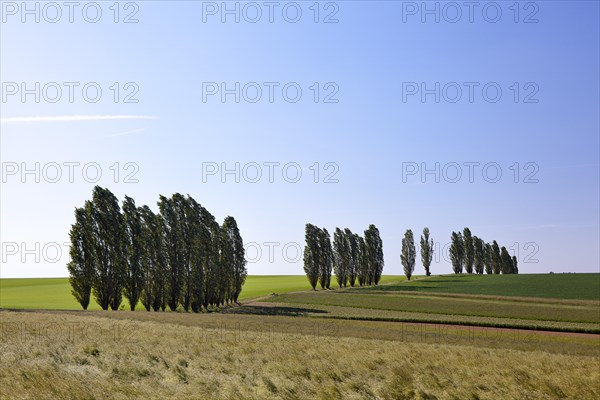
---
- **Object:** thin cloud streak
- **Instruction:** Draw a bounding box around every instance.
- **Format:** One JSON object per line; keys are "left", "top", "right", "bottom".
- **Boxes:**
{"left": 107, "top": 127, "right": 148, "bottom": 138}
{"left": 0, "top": 115, "right": 158, "bottom": 124}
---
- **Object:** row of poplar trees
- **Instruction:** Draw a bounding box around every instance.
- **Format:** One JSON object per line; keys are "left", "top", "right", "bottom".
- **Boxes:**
{"left": 67, "top": 186, "right": 247, "bottom": 311}
{"left": 400, "top": 227, "right": 519, "bottom": 280}
{"left": 303, "top": 224, "right": 384, "bottom": 289}
{"left": 449, "top": 228, "right": 518, "bottom": 275}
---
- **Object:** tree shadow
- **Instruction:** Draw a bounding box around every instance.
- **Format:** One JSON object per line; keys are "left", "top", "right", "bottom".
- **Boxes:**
{"left": 222, "top": 305, "right": 328, "bottom": 317}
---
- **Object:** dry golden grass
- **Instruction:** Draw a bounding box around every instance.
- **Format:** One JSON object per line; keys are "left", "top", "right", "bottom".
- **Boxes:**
{"left": 1, "top": 310, "right": 599, "bottom": 399}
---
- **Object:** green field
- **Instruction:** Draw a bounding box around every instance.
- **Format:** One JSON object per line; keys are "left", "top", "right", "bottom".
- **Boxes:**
{"left": 244, "top": 301, "right": 600, "bottom": 333}
{"left": 0, "top": 275, "right": 407, "bottom": 310}
{"left": 359, "top": 273, "right": 600, "bottom": 300}
{"left": 5, "top": 273, "right": 596, "bottom": 333}
{"left": 258, "top": 274, "right": 600, "bottom": 334}
{"left": 269, "top": 291, "right": 600, "bottom": 323}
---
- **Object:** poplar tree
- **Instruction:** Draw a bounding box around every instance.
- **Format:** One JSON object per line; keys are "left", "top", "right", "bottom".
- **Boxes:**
{"left": 484, "top": 243, "right": 493, "bottom": 274}
{"left": 138, "top": 206, "right": 154, "bottom": 311}
{"left": 122, "top": 196, "right": 144, "bottom": 311}
{"left": 326, "top": 229, "right": 334, "bottom": 288}
{"left": 420, "top": 227, "right": 433, "bottom": 277}
{"left": 158, "top": 195, "right": 184, "bottom": 311}
{"left": 303, "top": 224, "right": 320, "bottom": 290}
{"left": 318, "top": 228, "right": 333, "bottom": 289}
{"left": 501, "top": 246, "right": 514, "bottom": 274}
{"left": 222, "top": 216, "right": 247, "bottom": 304}
{"left": 67, "top": 204, "right": 94, "bottom": 310}
{"left": 512, "top": 255, "right": 519, "bottom": 274}
{"left": 492, "top": 241, "right": 502, "bottom": 274}
{"left": 89, "top": 186, "right": 126, "bottom": 311}
{"left": 173, "top": 194, "right": 198, "bottom": 311}
{"left": 473, "top": 236, "right": 485, "bottom": 274}
{"left": 219, "top": 217, "right": 234, "bottom": 305}
{"left": 202, "top": 209, "right": 221, "bottom": 308}
{"left": 346, "top": 230, "right": 359, "bottom": 287}
{"left": 179, "top": 196, "right": 214, "bottom": 310}
{"left": 401, "top": 229, "right": 416, "bottom": 280}
{"left": 138, "top": 205, "right": 165, "bottom": 311}
{"left": 449, "top": 231, "right": 464, "bottom": 274}
{"left": 333, "top": 228, "right": 349, "bottom": 288}
{"left": 463, "top": 228, "right": 475, "bottom": 274}
{"left": 357, "top": 235, "right": 368, "bottom": 286}
{"left": 365, "top": 224, "right": 384, "bottom": 285}
{"left": 186, "top": 197, "right": 207, "bottom": 311}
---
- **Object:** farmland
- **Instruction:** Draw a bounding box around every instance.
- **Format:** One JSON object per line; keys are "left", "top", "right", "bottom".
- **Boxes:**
{"left": 359, "top": 273, "right": 600, "bottom": 300}
{"left": 0, "top": 275, "right": 407, "bottom": 311}
{"left": 1, "top": 274, "right": 599, "bottom": 399}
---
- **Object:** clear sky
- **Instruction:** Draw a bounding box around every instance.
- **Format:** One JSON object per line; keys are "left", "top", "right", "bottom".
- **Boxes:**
{"left": 1, "top": 1, "right": 599, "bottom": 278}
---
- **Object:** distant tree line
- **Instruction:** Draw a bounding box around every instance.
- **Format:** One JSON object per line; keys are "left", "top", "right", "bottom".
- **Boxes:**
{"left": 303, "top": 224, "right": 384, "bottom": 289}
{"left": 449, "top": 227, "right": 518, "bottom": 275}
{"left": 399, "top": 227, "right": 518, "bottom": 279}
{"left": 67, "top": 186, "right": 247, "bottom": 311}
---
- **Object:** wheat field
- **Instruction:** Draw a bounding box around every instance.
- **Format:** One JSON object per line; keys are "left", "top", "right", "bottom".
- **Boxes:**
{"left": 1, "top": 310, "right": 598, "bottom": 400}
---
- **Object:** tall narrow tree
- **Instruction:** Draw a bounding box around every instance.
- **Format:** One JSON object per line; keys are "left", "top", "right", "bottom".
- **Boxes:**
{"left": 401, "top": 229, "right": 416, "bottom": 280}
{"left": 364, "top": 225, "right": 384, "bottom": 285}
{"left": 357, "top": 235, "right": 368, "bottom": 286}
{"left": 138, "top": 205, "right": 165, "bottom": 311}
{"left": 346, "top": 229, "right": 359, "bottom": 287}
{"left": 492, "top": 241, "right": 502, "bottom": 274}
{"left": 138, "top": 206, "right": 153, "bottom": 311}
{"left": 221, "top": 216, "right": 247, "bottom": 304}
{"left": 326, "top": 230, "right": 333, "bottom": 288}
{"left": 219, "top": 217, "right": 234, "bottom": 305}
{"left": 484, "top": 243, "right": 493, "bottom": 274}
{"left": 89, "top": 186, "right": 126, "bottom": 310}
{"left": 67, "top": 204, "right": 94, "bottom": 310}
{"left": 202, "top": 208, "right": 221, "bottom": 308}
{"left": 158, "top": 195, "right": 184, "bottom": 311}
{"left": 187, "top": 197, "right": 207, "bottom": 311}
{"left": 420, "top": 227, "right": 433, "bottom": 277}
{"left": 473, "top": 236, "right": 485, "bottom": 274}
{"left": 152, "top": 213, "right": 168, "bottom": 311}
{"left": 173, "top": 194, "right": 196, "bottom": 311}
{"left": 122, "top": 196, "right": 144, "bottom": 311}
{"left": 333, "top": 228, "right": 349, "bottom": 288}
{"left": 512, "top": 255, "right": 519, "bottom": 274}
{"left": 449, "top": 231, "right": 464, "bottom": 274}
{"left": 318, "top": 228, "right": 333, "bottom": 289}
{"left": 463, "top": 228, "right": 475, "bottom": 274}
{"left": 500, "top": 246, "right": 514, "bottom": 274}
{"left": 303, "top": 224, "right": 320, "bottom": 290}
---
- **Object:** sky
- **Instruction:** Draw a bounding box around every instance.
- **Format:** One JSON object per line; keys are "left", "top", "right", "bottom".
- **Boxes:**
{"left": 1, "top": 0, "right": 599, "bottom": 278}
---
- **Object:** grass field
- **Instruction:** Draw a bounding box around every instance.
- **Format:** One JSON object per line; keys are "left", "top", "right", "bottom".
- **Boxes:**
{"left": 268, "top": 291, "right": 600, "bottom": 323}
{"left": 361, "top": 273, "right": 600, "bottom": 300}
{"left": 261, "top": 274, "right": 600, "bottom": 334}
{"left": 242, "top": 301, "right": 600, "bottom": 333}
{"left": 2, "top": 274, "right": 599, "bottom": 398}
{"left": 0, "top": 275, "right": 407, "bottom": 310}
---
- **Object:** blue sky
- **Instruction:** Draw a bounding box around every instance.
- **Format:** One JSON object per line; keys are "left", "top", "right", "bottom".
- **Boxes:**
{"left": 1, "top": 1, "right": 599, "bottom": 277}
